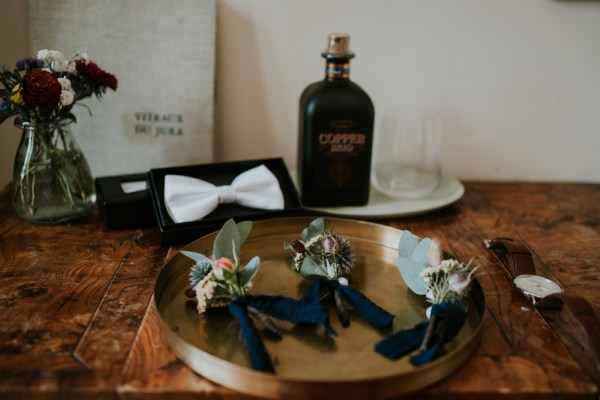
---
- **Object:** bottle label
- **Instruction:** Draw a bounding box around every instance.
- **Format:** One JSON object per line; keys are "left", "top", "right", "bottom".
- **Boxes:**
{"left": 326, "top": 62, "right": 350, "bottom": 79}
{"left": 317, "top": 120, "right": 368, "bottom": 187}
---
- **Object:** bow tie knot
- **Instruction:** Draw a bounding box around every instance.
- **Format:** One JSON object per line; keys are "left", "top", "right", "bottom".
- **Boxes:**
{"left": 164, "top": 164, "right": 285, "bottom": 223}
{"left": 217, "top": 184, "right": 237, "bottom": 204}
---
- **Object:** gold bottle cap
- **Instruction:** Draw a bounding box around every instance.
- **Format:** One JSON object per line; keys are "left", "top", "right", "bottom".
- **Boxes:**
{"left": 322, "top": 32, "right": 355, "bottom": 59}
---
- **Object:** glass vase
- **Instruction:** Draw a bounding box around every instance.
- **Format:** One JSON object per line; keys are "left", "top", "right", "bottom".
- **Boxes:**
{"left": 12, "top": 117, "right": 96, "bottom": 224}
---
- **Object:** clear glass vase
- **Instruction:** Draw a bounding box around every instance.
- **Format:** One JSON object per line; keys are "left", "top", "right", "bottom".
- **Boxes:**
{"left": 12, "top": 117, "right": 96, "bottom": 224}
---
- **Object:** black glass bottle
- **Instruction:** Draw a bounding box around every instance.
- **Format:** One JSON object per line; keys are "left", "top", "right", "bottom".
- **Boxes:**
{"left": 298, "top": 32, "right": 374, "bottom": 206}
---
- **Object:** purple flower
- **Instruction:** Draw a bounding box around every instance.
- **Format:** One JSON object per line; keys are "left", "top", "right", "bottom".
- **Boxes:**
{"left": 15, "top": 57, "right": 44, "bottom": 71}
{"left": 323, "top": 234, "right": 340, "bottom": 254}
{"left": 448, "top": 269, "right": 473, "bottom": 294}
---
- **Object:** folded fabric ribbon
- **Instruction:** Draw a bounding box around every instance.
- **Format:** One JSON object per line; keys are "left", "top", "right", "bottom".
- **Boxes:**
{"left": 164, "top": 164, "right": 284, "bottom": 223}
{"left": 374, "top": 301, "right": 466, "bottom": 366}
{"left": 228, "top": 294, "right": 335, "bottom": 373}
{"left": 301, "top": 277, "right": 395, "bottom": 329}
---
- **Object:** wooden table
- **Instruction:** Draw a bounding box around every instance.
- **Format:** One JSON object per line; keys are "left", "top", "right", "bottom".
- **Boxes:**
{"left": 1, "top": 182, "right": 599, "bottom": 399}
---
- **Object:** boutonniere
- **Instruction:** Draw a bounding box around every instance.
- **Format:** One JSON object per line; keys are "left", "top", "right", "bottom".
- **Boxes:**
{"left": 375, "top": 231, "right": 478, "bottom": 365}
{"left": 284, "top": 217, "right": 394, "bottom": 329}
{"left": 183, "top": 219, "right": 334, "bottom": 373}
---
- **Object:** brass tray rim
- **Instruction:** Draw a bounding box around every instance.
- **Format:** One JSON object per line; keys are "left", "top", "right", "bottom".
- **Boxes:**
{"left": 154, "top": 216, "right": 485, "bottom": 399}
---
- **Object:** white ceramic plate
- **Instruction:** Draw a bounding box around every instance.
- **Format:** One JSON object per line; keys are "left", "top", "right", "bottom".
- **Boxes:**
{"left": 301, "top": 176, "right": 464, "bottom": 219}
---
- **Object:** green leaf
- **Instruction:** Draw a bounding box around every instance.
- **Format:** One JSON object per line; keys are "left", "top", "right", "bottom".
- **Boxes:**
{"left": 180, "top": 250, "right": 212, "bottom": 264}
{"left": 237, "top": 220, "right": 253, "bottom": 244}
{"left": 300, "top": 257, "right": 328, "bottom": 278}
{"left": 396, "top": 231, "right": 433, "bottom": 295}
{"left": 239, "top": 256, "right": 260, "bottom": 287}
{"left": 397, "top": 257, "right": 429, "bottom": 295}
{"left": 214, "top": 219, "right": 249, "bottom": 260}
{"left": 301, "top": 217, "right": 325, "bottom": 241}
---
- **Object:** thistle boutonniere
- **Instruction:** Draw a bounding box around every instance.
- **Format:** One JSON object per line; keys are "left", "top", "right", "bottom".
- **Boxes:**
{"left": 182, "top": 219, "right": 334, "bottom": 374}
{"left": 376, "top": 231, "right": 478, "bottom": 366}
{"left": 285, "top": 218, "right": 394, "bottom": 329}
{"left": 183, "top": 219, "right": 258, "bottom": 314}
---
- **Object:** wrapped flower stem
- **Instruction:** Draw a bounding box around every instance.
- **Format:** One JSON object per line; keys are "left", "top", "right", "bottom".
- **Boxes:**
{"left": 376, "top": 230, "right": 477, "bottom": 365}
{"left": 375, "top": 302, "right": 466, "bottom": 366}
{"left": 333, "top": 289, "right": 351, "bottom": 328}
{"left": 285, "top": 218, "right": 395, "bottom": 329}
{"left": 301, "top": 277, "right": 395, "bottom": 329}
{"left": 229, "top": 294, "right": 335, "bottom": 372}
{"left": 183, "top": 219, "right": 334, "bottom": 374}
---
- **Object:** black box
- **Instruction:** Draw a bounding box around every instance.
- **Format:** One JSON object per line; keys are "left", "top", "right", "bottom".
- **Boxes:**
{"left": 95, "top": 173, "right": 155, "bottom": 230}
{"left": 147, "top": 158, "right": 304, "bottom": 246}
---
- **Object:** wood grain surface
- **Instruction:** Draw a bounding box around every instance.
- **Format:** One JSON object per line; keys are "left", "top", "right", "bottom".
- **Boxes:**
{"left": 0, "top": 182, "right": 598, "bottom": 399}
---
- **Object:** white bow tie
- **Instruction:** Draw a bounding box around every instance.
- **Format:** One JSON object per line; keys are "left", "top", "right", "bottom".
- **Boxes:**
{"left": 164, "top": 164, "right": 285, "bottom": 223}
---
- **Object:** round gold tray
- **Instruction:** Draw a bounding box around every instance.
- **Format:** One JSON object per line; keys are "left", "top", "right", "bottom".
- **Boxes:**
{"left": 154, "top": 217, "right": 485, "bottom": 399}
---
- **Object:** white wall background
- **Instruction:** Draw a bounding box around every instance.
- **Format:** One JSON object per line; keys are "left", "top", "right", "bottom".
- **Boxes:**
{"left": 2, "top": 0, "right": 600, "bottom": 189}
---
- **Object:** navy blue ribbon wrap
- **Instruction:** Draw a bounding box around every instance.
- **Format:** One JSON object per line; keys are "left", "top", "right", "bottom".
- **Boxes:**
{"left": 228, "top": 294, "right": 335, "bottom": 373}
{"left": 374, "top": 301, "right": 466, "bottom": 366}
{"left": 301, "top": 277, "right": 395, "bottom": 329}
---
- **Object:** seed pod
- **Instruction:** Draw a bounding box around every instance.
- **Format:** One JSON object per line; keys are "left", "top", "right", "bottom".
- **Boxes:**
{"left": 291, "top": 240, "right": 306, "bottom": 254}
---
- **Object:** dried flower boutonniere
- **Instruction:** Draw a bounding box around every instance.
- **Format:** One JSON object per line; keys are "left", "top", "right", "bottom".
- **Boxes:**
{"left": 375, "top": 231, "right": 478, "bottom": 365}
{"left": 182, "top": 218, "right": 334, "bottom": 373}
{"left": 284, "top": 217, "right": 394, "bottom": 329}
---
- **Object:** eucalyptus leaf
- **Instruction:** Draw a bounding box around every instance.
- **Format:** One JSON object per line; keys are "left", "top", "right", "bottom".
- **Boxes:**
{"left": 300, "top": 257, "right": 328, "bottom": 278}
{"left": 237, "top": 220, "right": 253, "bottom": 245}
{"left": 397, "top": 257, "right": 429, "bottom": 295}
{"left": 411, "top": 237, "right": 433, "bottom": 266}
{"left": 302, "top": 217, "right": 325, "bottom": 241}
{"left": 396, "top": 231, "right": 434, "bottom": 295}
{"left": 239, "top": 256, "right": 260, "bottom": 286}
{"left": 214, "top": 219, "right": 249, "bottom": 260}
{"left": 180, "top": 250, "right": 212, "bottom": 264}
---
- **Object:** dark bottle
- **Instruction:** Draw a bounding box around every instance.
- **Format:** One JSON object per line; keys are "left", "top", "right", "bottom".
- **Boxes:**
{"left": 298, "top": 32, "right": 375, "bottom": 207}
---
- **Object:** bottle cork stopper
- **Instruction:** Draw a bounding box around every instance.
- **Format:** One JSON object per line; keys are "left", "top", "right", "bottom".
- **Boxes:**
{"left": 323, "top": 32, "right": 355, "bottom": 58}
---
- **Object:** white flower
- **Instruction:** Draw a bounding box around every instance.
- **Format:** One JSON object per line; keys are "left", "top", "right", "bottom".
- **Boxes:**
{"left": 72, "top": 52, "right": 89, "bottom": 61}
{"left": 58, "top": 77, "right": 72, "bottom": 90}
{"left": 37, "top": 49, "right": 68, "bottom": 71}
{"left": 194, "top": 273, "right": 218, "bottom": 314}
{"left": 59, "top": 90, "right": 74, "bottom": 106}
{"left": 36, "top": 49, "right": 50, "bottom": 60}
{"left": 293, "top": 252, "right": 303, "bottom": 271}
{"left": 305, "top": 234, "right": 324, "bottom": 250}
{"left": 439, "top": 259, "right": 459, "bottom": 273}
{"left": 338, "top": 277, "right": 348, "bottom": 286}
{"left": 52, "top": 59, "right": 69, "bottom": 72}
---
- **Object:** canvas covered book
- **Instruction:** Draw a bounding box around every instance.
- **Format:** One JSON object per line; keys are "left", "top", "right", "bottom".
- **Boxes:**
{"left": 28, "top": 0, "right": 215, "bottom": 176}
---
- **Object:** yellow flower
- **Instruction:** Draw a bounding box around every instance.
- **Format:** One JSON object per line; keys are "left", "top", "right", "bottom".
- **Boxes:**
{"left": 11, "top": 83, "right": 25, "bottom": 106}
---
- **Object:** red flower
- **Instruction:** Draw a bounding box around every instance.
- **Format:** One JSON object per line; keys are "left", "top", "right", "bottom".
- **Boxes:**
{"left": 21, "top": 69, "right": 62, "bottom": 108}
{"left": 76, "top": 60, "right": 118, "bottom": 91}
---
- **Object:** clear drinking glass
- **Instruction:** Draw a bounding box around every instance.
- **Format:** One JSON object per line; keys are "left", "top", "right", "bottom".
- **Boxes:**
{"left": 371, "top": 107, "right": 442, "bottom": 199}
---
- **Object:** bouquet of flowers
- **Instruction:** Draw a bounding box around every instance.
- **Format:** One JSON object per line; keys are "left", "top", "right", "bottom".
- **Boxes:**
{"left": 1, "top": 49, "right": 117, "bottom": 124}
{"left": 2, "top": 49, "right": 117, "bottom": 224}
{"left": 375, "top": 231, "right": 478, "bottom": 365}
{"left": 182, "top": 219, "right": 335, "bottom": 373}
{"left": 285, "top": 218, "right": 394, "bottom": 329}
